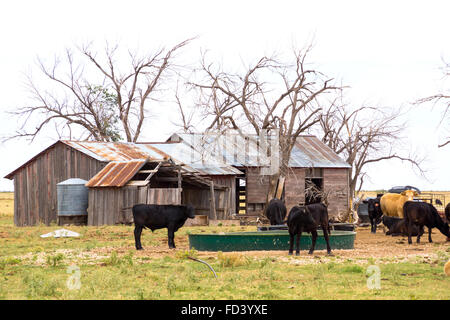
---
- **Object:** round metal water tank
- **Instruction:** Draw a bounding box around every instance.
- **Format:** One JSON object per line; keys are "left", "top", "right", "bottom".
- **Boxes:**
{"left": 57, "top": 178, "right": 88, "bottom": 216}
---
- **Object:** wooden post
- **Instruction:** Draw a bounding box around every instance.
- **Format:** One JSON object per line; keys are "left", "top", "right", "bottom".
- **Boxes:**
{"left": 210, "top": 181, "right": 217, "bottom": 220}
{"left": 177, "top": 166, "right": 182, "bottom": 189}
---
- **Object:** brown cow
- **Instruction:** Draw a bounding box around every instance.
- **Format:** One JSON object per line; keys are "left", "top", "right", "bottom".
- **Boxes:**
{"left": 380, "top": 190, "right": 418, "bottom": 218}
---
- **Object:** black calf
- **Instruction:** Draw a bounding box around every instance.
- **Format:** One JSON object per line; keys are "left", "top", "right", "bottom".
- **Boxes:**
{"left": 403, "top": 201, "right": 450, "bottom": 244}
{"left": 132, "top": 204, "right": 195, "bottom": 250}
{"left": 363, "top": 197, "right": 383, "bottom": 233}
{"left": 287, "top": 203, "right": 332, "bottom": 256}
{"left": 382, "top": 215, "right": 423, "bottom": 237}
{"left": 264, "top": 198, "right": 287, "bottom": 225}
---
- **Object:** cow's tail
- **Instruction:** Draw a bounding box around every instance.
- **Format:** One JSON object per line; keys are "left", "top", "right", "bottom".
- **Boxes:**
{"left": 277, "top": 207, "right": 283, "bottom": 225}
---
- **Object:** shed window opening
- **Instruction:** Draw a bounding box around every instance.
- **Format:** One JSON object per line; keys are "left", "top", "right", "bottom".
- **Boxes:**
{"left": 305, "top": 168, "right": 323, "bottom": 205}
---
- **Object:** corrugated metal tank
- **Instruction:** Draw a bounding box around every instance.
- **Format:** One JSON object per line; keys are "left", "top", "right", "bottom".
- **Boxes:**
{"left": 57, "top": 178, "right": 88, "bottom": 216}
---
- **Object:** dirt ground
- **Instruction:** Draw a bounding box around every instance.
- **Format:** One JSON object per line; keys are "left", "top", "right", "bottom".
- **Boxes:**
{"left": 125, "top": 226, "right": 450, "bottom": 265}
{"left": 14, "top": 225, "right": 449, "bottom": 267}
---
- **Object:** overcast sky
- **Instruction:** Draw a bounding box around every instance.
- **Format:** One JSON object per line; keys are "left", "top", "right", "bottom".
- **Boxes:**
{"left": 1, "top": 0, "right": 449, "bottom": 191}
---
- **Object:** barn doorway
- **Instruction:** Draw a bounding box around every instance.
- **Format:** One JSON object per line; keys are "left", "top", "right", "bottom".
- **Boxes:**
{"left": 305, "top": 168, "right": 323, "bottom": 205}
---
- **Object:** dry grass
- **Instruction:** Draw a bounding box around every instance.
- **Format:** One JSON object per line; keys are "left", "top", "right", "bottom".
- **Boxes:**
{"left": 0, "top": 192, "right": 13, "bottom": 217}
{"left": 0, "top": 192, "right": 449, "bottom": 299}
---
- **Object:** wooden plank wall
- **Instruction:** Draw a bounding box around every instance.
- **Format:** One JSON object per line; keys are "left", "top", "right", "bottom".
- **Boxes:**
{"left": 88, "top": 187, "right": 182, "bottom": 226}
{"left": 13, "top": 142, "right": 106, "bottom": 226}
{"left": 182, "top": 187, "right": 231, "bottom": 220}
{"left": 323, "top": 168, "right": 350, "bottom": 218}
{"left": 245, "top": 167, "right": 270, "bottom": 215}
{"left": 285, "top": 168, "right": 306, "bottom": 214}
{"left": 209, "top": 176, "right": 236, "bottom": 217}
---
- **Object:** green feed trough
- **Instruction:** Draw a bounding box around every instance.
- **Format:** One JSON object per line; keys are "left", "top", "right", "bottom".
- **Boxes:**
{"left": 188, "top": 230, "right": 356, "bottom": 252}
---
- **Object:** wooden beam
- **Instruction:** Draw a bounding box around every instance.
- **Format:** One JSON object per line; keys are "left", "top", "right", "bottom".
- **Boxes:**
{"left": 210, "top": 180, "right": 217, "bottom": 220}
{"left": 154, "top": 177, "right": 179, "bottom": 182}
{"left": 276, "top": 176, "right": 285, "bottom": 199}
{"left": 139, "top": 169, "right": 158, "bottom": 174}
{"left": 126, "top": 180, "right": 150, "bottom": 186}
{"left": 177, "top": 166, "right": 182, "bottom": 189}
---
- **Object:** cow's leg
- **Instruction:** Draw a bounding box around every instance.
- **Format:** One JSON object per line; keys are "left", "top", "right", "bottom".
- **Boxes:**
{"left": 295, "top": 232, "right": 301, "bottom": 256}
{"left": 407, "top": 220, "right": 413, "bottom": 244}
{"left": 428, "top": 227, "right": 433, "bottom": 243}
{"left": 134, "top": 225, "right": 144, "bottom": 250}
{"left": 370, "top": 218, "right": 376, "bottom": 233}
{"left": 322, "top": 224, "right": 332, "bottom": 255}
{"left": 416, "top": 226, "right": 422, "bottom": 244}
{"left": 167, "top": 226, "right": 176, "bottom": 249}
{"left": 288, "top": 232, "right": 294, "bottom": 255}
{"left": 309, "top": 229, "right": 317, "bottom": 254}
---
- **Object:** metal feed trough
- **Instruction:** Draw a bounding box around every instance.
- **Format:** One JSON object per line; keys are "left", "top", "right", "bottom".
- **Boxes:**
{"left": 188, "top": 229, "right": 356, "bottom": 252}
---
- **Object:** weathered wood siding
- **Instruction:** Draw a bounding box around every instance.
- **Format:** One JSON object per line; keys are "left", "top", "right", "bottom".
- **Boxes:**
{"left": 88, "top": 187, "right": 182, "bottom": 226}
{"left": 182, "top": 187, "right": 232, "bottom": 219}
{"left": 323, "top": 168, "right": 350, "bottom": 218}
{"left": 285, "top": 168, "right": 306, "bottom": 214}
{"left": 209, "top": 175, "right": 236, "bottom": 217}
{"left": 12, "top": 142, "right": 105, "bottom": 226}
{"left": 246, "top": 167, "right": 270, "bottom": 215}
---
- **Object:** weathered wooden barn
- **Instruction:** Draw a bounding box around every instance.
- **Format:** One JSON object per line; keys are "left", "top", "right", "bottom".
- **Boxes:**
{"left": 167, "top": 133, "right": 351, "bottom": 218}
{"left": 5, "top": 132, "right": 351, "bottom": 226}
{"left": 4, "top": 140, "right": 241, "bottom": 226}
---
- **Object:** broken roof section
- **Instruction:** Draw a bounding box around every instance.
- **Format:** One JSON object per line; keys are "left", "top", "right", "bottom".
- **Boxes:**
{"left": 4, "top": 139, "right": 241, "bottom": 182}
{"left": 85, "top": 160, "right": 147, "bottom": 187}
{"left": 169, "top": 132, "right": 351, "bottom": 169}
{"left": 63, "top": 140, "right": 241, "bottom": 176}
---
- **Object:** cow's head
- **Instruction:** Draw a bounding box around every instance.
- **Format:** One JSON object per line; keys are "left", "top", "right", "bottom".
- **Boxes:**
{"left": 185, "top": 204, "right": 195, "bottom": 219}
{"left": 401, "top": 189, "right": 419, "bottom": 200}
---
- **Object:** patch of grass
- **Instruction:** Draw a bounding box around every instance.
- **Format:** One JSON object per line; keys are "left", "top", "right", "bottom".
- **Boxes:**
{"left": 217, "top": 252, "right": 250, "bottom": 268}
{"left": 46, "top": 253, "right": 65, "bottom": 267}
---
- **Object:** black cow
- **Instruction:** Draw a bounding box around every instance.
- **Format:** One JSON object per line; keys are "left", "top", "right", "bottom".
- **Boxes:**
{"left": 363, "top": 197, "right": 383, "bottom": 233}
{"left": 446, "top": 203, "right": 450, "bottom": 242}
{"left": 403, "top": 201, "right": 450, "bottom": 244}
{"left": 382, "top": 215, "right": 423, "bottom": 237}
{"left": 264, "top": 198, "right": 287, "bottom": 225}
{"left": 132, "top": 204, "right": 195, "bottom": 250}
{"left": 445, "top": 203, "right": 450, "bottom": 223}
{"left": 287, "top": 203, "right": 332, "bottom": 256}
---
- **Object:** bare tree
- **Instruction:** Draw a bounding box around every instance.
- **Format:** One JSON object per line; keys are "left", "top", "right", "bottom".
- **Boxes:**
{"left": 8, "top": 39, "right": 192, "bottom": 142}
{"left": 415, "top": 60, "right": 450, "bottom": 148}
{"left": 189, "top": 44, "right": 342, "bottom": 200}
{"left": 319, "top": 102, "right": 425, "bottom": 204}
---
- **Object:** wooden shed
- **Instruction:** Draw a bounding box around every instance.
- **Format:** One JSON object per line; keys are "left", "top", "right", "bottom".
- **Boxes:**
{"left": 167, "top": 133, "right": 352, "bottom": 219}
{"left": 4, "top": 140, "right": 241, "bottom": 226}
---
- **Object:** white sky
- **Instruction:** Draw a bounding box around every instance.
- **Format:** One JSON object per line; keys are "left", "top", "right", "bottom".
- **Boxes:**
{"left": 1, "top": 0, "right": 450, "bottom": 191}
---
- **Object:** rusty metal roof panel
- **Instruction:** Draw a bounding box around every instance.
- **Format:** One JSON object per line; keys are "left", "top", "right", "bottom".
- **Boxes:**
{"left": 61, "top": 141, "right": 167, "bottom": 162}
{"left": 85, "top": 160, "right": 147, "bottom": 187}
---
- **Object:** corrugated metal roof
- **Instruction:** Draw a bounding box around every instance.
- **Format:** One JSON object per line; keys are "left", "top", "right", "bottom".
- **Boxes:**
{"left": 146, "top": 142, "right": 242, "bottom": 175}
{"left": 289, "top": 136, "right": 350, "bottom": 168}
{"left": 170, "top": 133, "right": 351, "bottom": 168}
{"left": 85, "top": 160, "right": 147, "bottom": 187}
{"left": 61, "top": 140, "right": 241, "bottom": 175}
{"left": 62, "top": 141, "right": 169, "bottom": 162}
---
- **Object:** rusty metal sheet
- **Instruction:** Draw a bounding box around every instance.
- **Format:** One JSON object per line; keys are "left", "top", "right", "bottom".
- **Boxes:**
{"left": 85, "top": 160, "right": 147, "bottom": 187}
{"left": 62, "top": 141, "right": 161, "bottom": 162}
